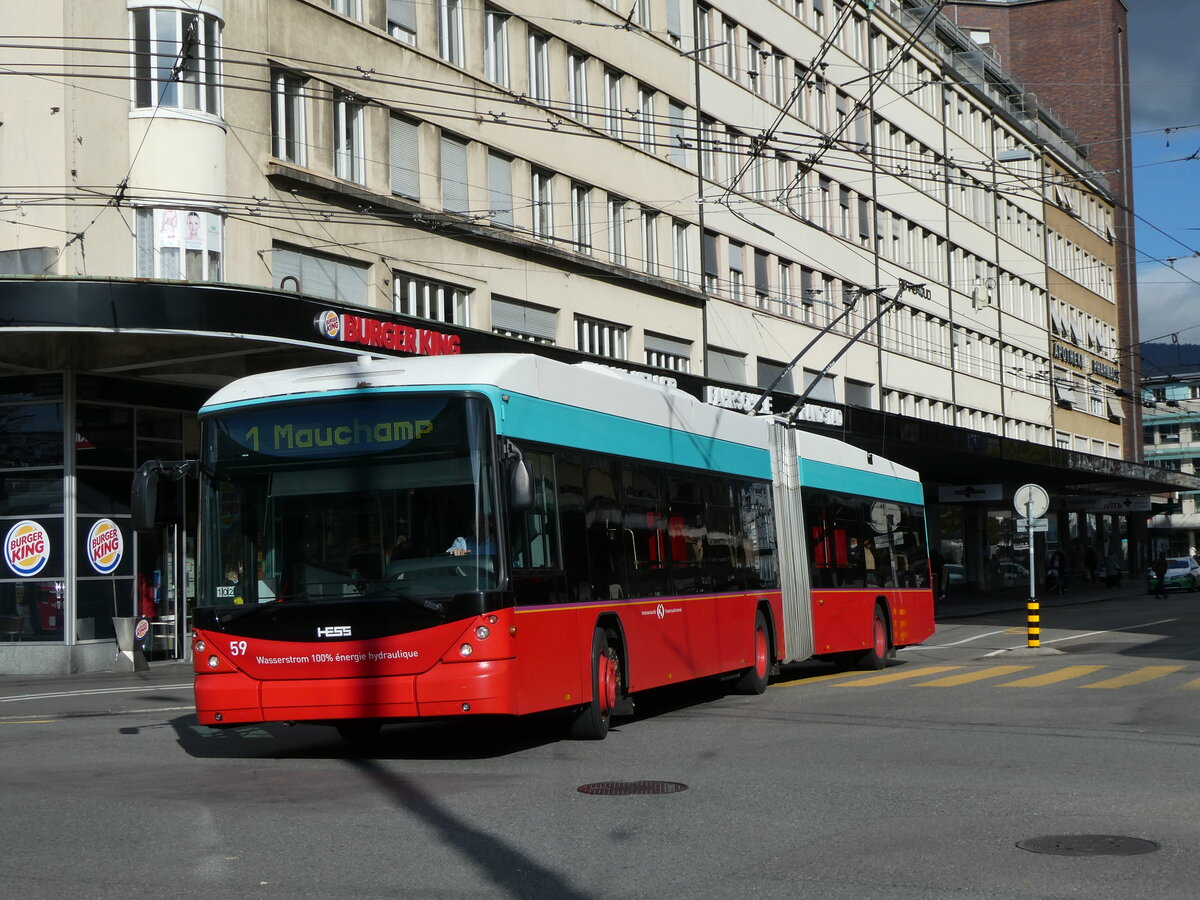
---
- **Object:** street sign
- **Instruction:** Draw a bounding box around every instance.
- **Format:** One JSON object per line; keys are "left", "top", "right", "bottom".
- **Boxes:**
{"left": 939, "top": 483, "right": 1002, "bottom": 502}
{"left": 1013, "top": 483, "right": 1049, "bottom": 519}
{"left": 1016, "top": 518, "right": 1049, "bottom": 532}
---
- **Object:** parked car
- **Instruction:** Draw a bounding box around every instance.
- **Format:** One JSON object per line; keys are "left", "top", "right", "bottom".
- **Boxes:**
{"left": 998, "top": 561, "right": 1029, "bottom": 587}
{"left": 1145, "top": 556, "right": 1200, "bottom": 593}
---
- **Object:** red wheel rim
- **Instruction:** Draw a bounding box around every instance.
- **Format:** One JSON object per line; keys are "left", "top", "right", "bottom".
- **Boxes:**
{"left": 598, "top": 652, "right": 617, "bottom": 715}
{"left": 872, "top": 615, "right": 886, "bottom": 658}
{"left": 753, "top": 625, "right": 769, "bottom": 679}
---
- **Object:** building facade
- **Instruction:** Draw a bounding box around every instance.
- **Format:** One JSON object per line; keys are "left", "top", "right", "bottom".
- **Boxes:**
{"left": 0, "top": 0, "right": 1188, "bottom": 673}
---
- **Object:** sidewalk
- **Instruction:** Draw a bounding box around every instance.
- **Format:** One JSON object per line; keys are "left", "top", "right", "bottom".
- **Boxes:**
{"left": 937, "top": 577, "right": 1150, "bottom": 619}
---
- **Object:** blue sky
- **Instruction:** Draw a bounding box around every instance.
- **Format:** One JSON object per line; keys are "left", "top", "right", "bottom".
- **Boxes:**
{"left": 1128, "top": 2, "right": 1200, "bottom": 345}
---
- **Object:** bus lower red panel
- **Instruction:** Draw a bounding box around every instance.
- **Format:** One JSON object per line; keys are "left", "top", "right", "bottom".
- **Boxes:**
{"left": 810, "top": 588, "right": 935, "bottom": 655}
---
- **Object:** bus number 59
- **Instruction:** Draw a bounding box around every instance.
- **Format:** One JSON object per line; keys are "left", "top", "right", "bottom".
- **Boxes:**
{"left": 229, "top": 640, "right": 248, "bottom": 657}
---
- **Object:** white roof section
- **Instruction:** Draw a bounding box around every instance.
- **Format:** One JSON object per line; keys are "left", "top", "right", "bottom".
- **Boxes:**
{"left": 202, "top": 353, "right": 918, "bottom": 483}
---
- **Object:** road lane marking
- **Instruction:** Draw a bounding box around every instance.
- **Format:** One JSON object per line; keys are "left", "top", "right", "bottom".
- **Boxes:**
{"left": 836, "top": 666, "right": 962, "bottom": 686}
{"left": 1179, "top": 676, "right": 1200, "bottom": 690}
{"left": 916, "top": 665, "right": 1032, "bottom": 686}
{"left": 994, "top": 618, "right": 1179, "bottom": 653}
{"left": 999, "top": 665, "right": 1106, "bottom": 687}
{"left": 1080, "top": 665, "right": 1185, "bottom": 689}
{"left": 0, "top": 720, "right": 53, "bottom": 725}
{"left": 772, "top": 671, "right": 864, "bottom": 688}
{"left": 0, "top": 684, "right": 192, "bottom": 704}
{"left": 900, "top": 629, "right": 1008, "bottom": 651}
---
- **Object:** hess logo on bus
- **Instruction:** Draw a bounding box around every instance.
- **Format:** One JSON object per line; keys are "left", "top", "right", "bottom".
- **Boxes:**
{"left": 317, "top": 625, "right": 352, "bottom": 638}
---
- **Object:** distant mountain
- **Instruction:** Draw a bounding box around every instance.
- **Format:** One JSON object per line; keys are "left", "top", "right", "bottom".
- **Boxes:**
{"left": 1141, "top": 343, "right": 1200, "bottom": 377}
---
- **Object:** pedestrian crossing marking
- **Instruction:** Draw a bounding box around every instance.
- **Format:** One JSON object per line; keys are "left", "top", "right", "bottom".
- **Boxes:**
{"left": 916, "top": 665, "right": 1032, "bottom": 687}
{"left": 836, "top": 666, "right": 962, "bottom": 686}
{"left": 771, "top": 671, "right": 864, "bottom": 688}
{"left": 998, "top": 666, "right": 1106, "bottom": 687}
{"left": 1179, "top": 676, "right": 1200, "bottom": 691}
{"left": 1080, "top": 665, "right": 1185, "bottom": 689}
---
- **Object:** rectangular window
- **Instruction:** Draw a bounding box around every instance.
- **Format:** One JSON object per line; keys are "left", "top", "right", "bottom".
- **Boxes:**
{"left": 329, "top": 0, "right": 362, "bottom": 19}
{"left": 568, "top": 51, "right": 589, "bottom": 119}
{"left": 755, "top": 249, "right": 770, "bottom": 309}
{"left": 136, "top": 208, "right": 223, "bottom": 281}
{"left": 645, "top": 333, "right": 692, "bottom": 373}
{"left": 609, "top": 198, "right": 628, "bottom": 265}
{"left": 389, "top": 114, "right": 420, "bottom": 199}
{"left": 438, "top": 0, "right": 464, "bottom": 65}
{"left": 604, "top": 69, "right": 623, "bottom": 137}
{"left": 701, "top": 229, "right": 719, "bottom": 292}
{"left": 485, "top": 9, "right": 510, "bottom": 87}
{"left": 441, "top": 134, "right": 469, "bottom": 213}
{"left": 572, "top": 183, "right": 592, "bottom": 253}
{"left": 708, "top": 347, "right": 746, "bottom": 384}
{"left": 637, "top": 85, "right": 656, "bottom": 149}
{"left": 700, "top": 116, "right": 717, "bottom": 179}
{"left": 487, "top": 152, "right": 513, "bottom": 227}
{"left": 728, "top": 241, "right": 744, "bottom": 301}
{"left": 778, "top": 260, "right": 793, "bottom": 316}
{"left": 672, "top": 219, "right": 691, "bottom": 282}
{"left": 528, "top": 31, "right": 550, "bottom": 102}
{"left": 641, "top": 209, "right": 659, "bottom": 274}
{"left": 575, "top": 315, "right": 629, "bottom": 360}
{"left": 132, "top": 8, "right": 222, "bottom": 114}
{"left": 492, "top": 296, "right": 557, "bottom": 344}
{"left": 334, "top": 92, "right": 365, "bottom": 184}
{"left": 387, "top": 0, "right": 417, "bottom": 44}
{"left": 395, "top": 272, "right": 470, "bottom": 326}
{"left": 271, "top": 69, "right": 307, "bottom": 165}
{"left": 532, "top": 168, "right": 554, "bottom": 239}
{"left": 274, "top": 244, "right": 368, "bottom": 305}
{"left": 668, "top": 100, "right": 687, "bottom": 164}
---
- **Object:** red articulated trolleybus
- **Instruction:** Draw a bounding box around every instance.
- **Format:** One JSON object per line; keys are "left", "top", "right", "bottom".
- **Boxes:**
{"left": 134, "top": 354, "right": 935, "bottom": 740}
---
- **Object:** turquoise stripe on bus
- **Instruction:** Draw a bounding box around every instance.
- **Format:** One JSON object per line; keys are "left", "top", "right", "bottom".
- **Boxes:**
{"left": 799, "top": 458, "right": 924, "bottom": 504}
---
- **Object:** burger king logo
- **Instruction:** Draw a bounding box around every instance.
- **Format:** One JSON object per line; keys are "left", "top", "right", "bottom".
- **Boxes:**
{"left": 4, "top": 520, "right": 50, "bottom": 577}
{"left": 86, "top": 518, "right": 124, "bottom": 575}
{"left": 315, "top": 310, "right": 342, "bottom": 340}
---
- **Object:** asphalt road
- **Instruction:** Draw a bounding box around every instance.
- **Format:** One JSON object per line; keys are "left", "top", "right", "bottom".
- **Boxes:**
{"left": 2, "top": 592, "right": 1200, "bottom": 899}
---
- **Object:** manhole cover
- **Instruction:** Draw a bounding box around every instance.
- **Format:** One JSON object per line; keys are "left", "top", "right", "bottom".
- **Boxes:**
{"left": 577, "top": 781, "right": 688, "bottom": 796}
{"left": 1016, "top": 835, "right": 1160, "bottom": 856}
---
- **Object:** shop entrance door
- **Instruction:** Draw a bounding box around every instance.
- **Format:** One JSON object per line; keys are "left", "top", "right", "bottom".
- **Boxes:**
{"left": 136, "top": 523, "right": 191, "bottom": 662}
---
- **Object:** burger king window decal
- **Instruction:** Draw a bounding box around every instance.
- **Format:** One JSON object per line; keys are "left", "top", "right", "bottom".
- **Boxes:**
{"left": 86, "top": 518, "right": 124, "bottom": 575}
{"left": 4, "top": 520, "right": 51, "bottom": 578}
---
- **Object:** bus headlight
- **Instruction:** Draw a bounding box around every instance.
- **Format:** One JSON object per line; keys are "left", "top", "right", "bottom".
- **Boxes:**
{"left": 459, "top": 643, "right": 474, "bottom": 657}
{"left": 474, "top": 626, "right": 491, "bottom": 640}
{"left": 207, "top": 655, "right": 220, "bottom": 669}
{"left": 195, "top": 640, "right": 206, "bottom": 653}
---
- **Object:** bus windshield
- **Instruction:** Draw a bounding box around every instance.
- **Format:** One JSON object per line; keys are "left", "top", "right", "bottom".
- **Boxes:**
{"left": 198, "top": 394, "right": 500, "bottom": 609}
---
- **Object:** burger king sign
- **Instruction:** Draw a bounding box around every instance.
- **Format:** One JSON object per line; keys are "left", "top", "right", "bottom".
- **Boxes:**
{"left": 4, "top": 520, "right": 51, "bottom": 577}
{"left": 86, "top": 519, "right": 124, "bottom": 575}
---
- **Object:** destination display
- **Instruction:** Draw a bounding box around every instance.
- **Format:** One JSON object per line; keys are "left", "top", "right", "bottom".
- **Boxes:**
{"left": 208, "top": 396, "right": 473, "bottom": 463}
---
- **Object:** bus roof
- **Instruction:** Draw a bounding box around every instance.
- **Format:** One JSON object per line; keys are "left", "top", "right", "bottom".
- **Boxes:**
{"left": 201, "top": 353, "right": 920, "bottom": 486}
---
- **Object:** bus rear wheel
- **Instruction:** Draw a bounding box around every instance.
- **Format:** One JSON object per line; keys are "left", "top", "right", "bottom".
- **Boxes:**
{"left": 568, "top": 628, "right": 620, "bottom": 740}
{"left": 853, "top": 607, "right": 890, "bottom": 671}
{"left": 734, "top": 610, "right": 771, "bottom": 695}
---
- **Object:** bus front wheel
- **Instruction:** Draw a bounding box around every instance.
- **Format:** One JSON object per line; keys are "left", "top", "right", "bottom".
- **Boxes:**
{"left": 568, "top": 628, "right": 619, "bottom": 740}
{"left": 734, "top": 610, "right": 771, "bottom": 694}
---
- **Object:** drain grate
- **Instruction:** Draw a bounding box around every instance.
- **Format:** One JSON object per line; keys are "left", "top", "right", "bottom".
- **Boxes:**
{"left": 577, "top": 780, "right": 688, "bottom": 796}
{"left": 1016, "top": 834, "right": 1160, "bottom": 857}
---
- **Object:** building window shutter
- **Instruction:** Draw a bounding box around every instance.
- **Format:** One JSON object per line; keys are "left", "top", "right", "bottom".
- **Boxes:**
{"left": 389, "top": 115, "right": 420, "bottom": 199}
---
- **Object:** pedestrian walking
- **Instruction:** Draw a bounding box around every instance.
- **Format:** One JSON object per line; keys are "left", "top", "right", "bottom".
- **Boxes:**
{"left": 1153, "top": 552, "right": 1169, "bottom": 599}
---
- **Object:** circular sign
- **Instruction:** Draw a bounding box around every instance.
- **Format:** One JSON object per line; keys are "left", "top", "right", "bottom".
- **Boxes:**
{"left": 86, "top": 518, "right": 124, "bottom": 574}
{"left": 135, "top": 618, "right": 150, "bottom": 640}
{"left": 4, "top": 520, "right": 51, "bottom": 577}
{"left": 1013, "top": 484, "right": 1049, "bottom": 519}
{"left": 315, "top": 310, "right": 342, "bottom": 340}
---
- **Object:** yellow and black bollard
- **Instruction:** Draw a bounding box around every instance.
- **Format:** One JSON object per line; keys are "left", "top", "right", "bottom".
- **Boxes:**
{"left": 1027, "top": 597, "right": 1040, "bottom": 648}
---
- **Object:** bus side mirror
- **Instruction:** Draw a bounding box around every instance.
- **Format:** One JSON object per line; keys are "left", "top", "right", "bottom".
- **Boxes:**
{"left": 509, "top": 459, "right": 534, "bottom": 512}
{"left": 131, "top": 460, "right": 163, "bottom": 532}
